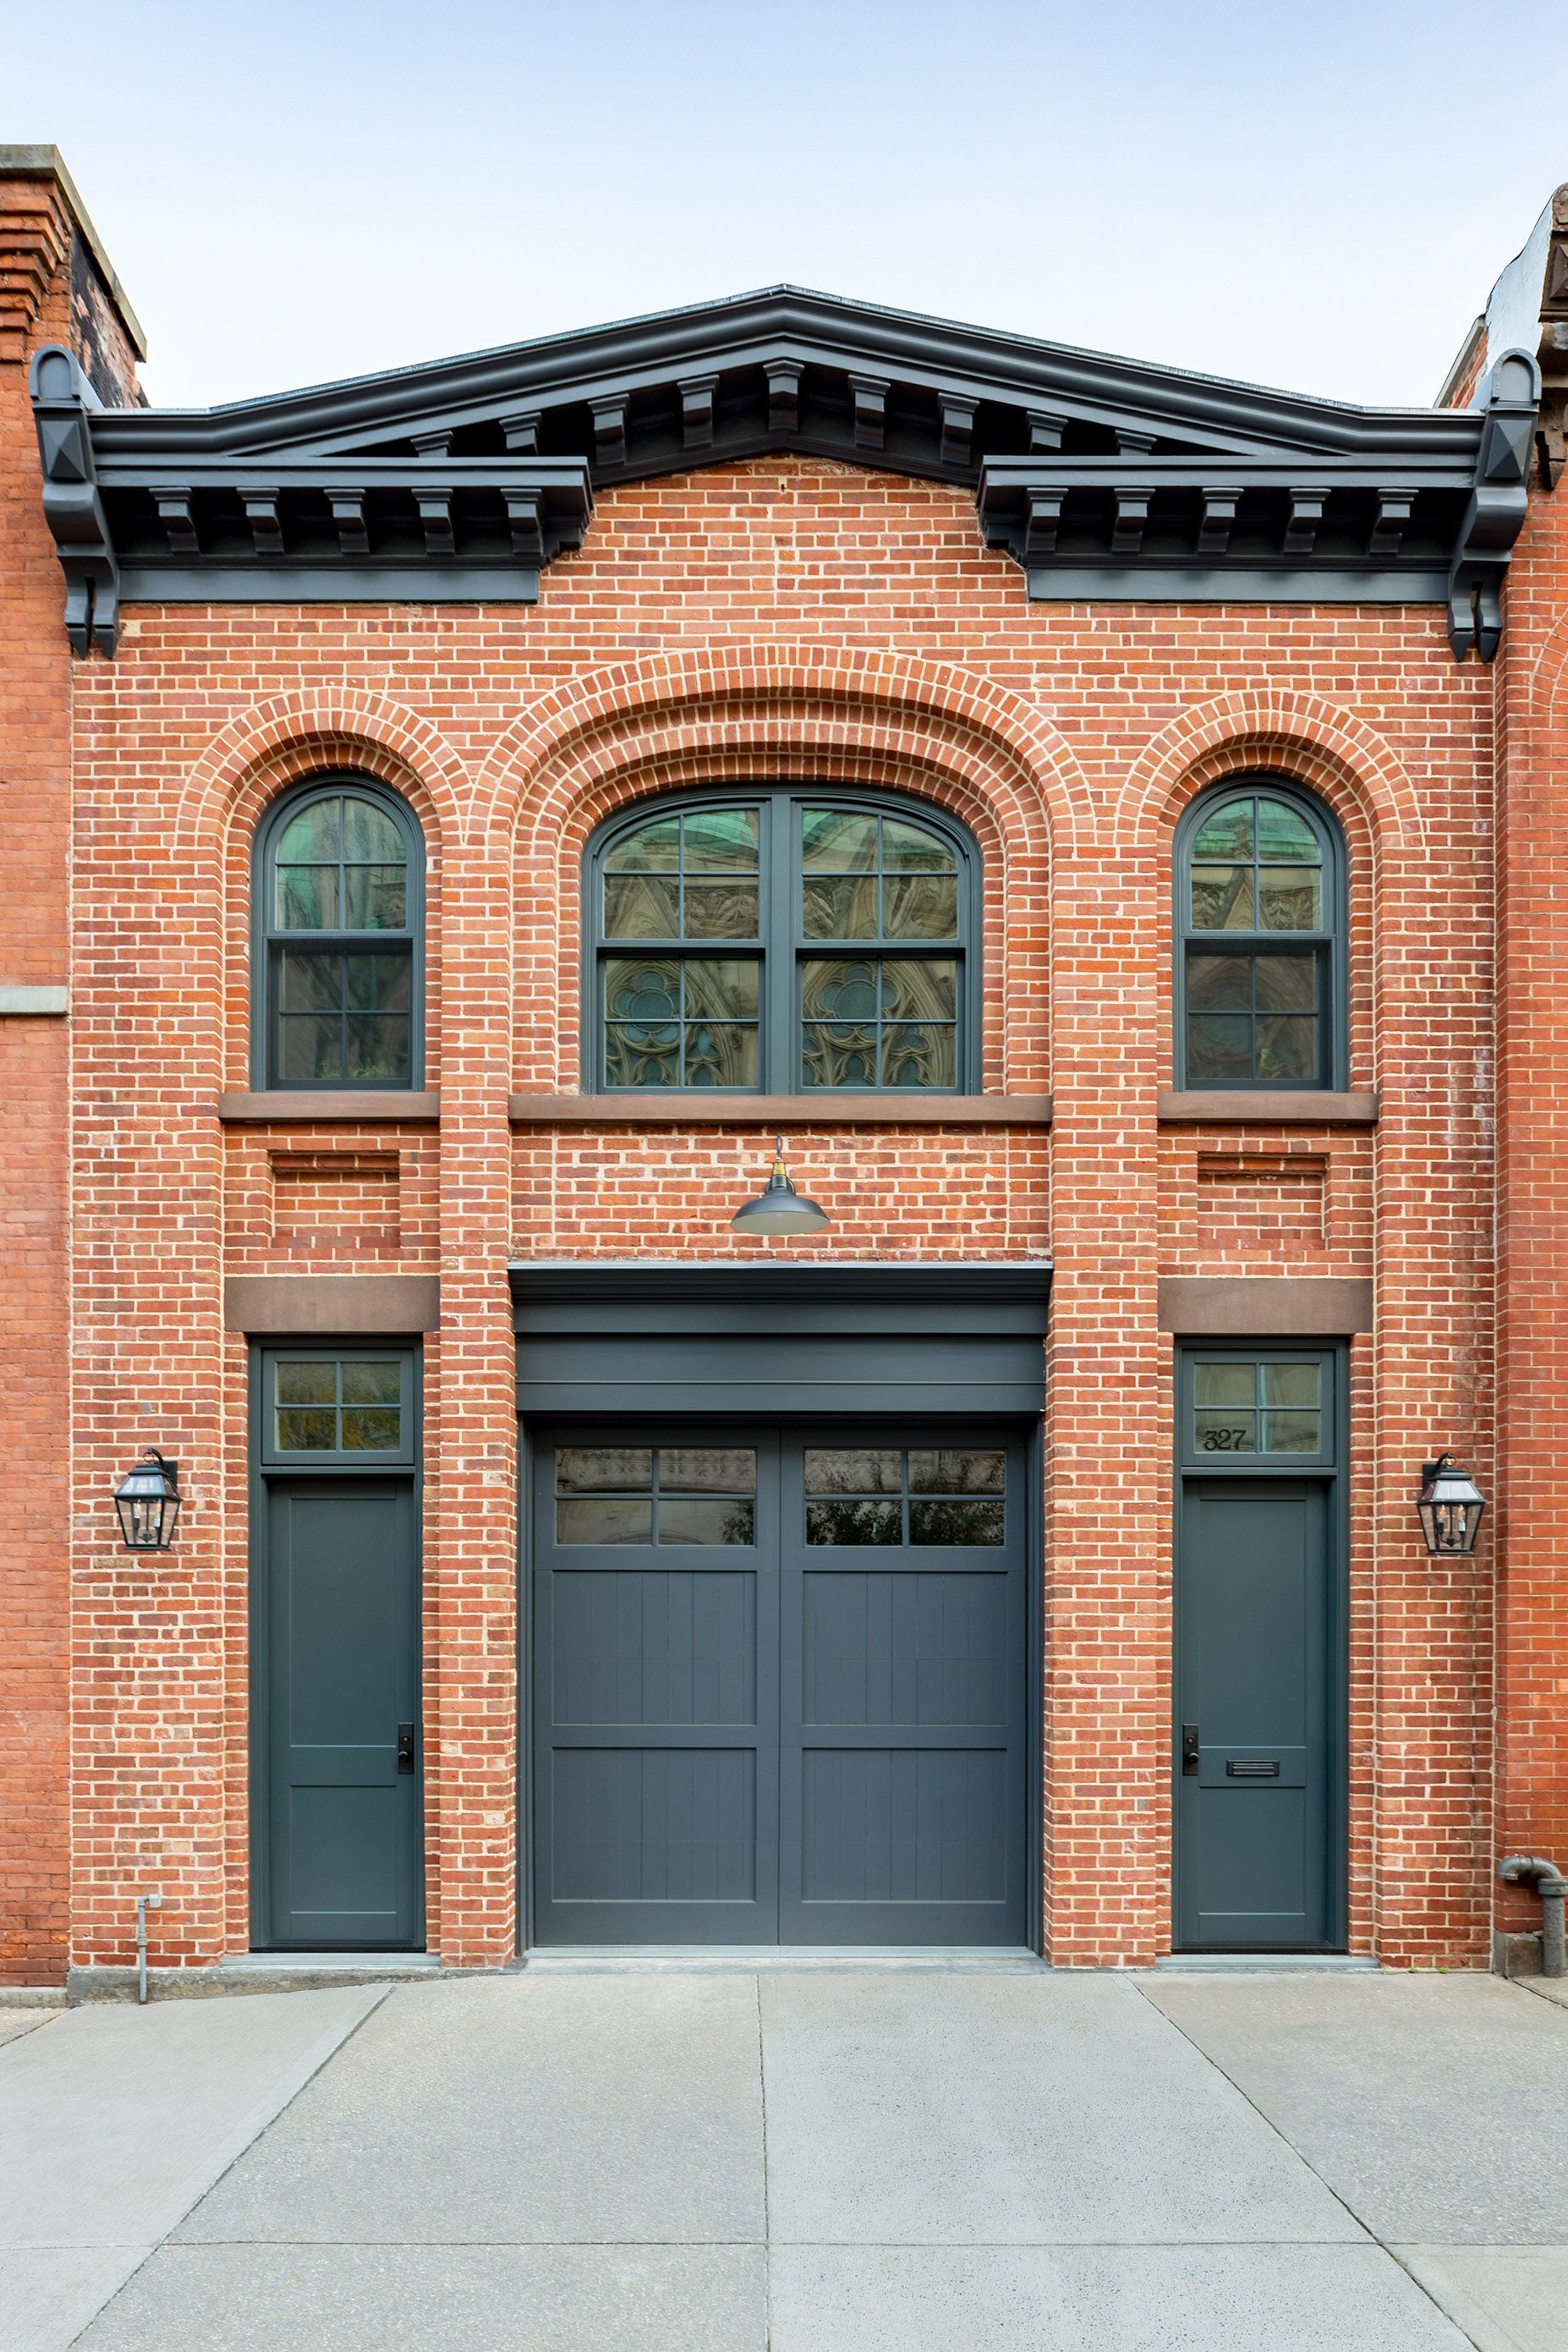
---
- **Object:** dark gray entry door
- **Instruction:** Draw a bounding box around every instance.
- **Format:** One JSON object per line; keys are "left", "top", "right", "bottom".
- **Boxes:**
{"left": 1175, "top": 1479, "right": 1335, "bottom": 1950}
{"left": 531, "top": 1429, "right": 1028, "bottom": 1946}
{"left": 260, "top": 1478, "right": 424, "bottom": 1949}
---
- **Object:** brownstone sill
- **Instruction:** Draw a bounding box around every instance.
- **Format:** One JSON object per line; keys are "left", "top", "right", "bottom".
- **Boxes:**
{"left": 508, "top": 1093, "right": 1052, "bottom": 1127}
{"left": 218, "top": 1091, "right": 441, "bottom": 1122}
{"left": 1158, "top": 1089, "right": 1378, "bottom": 1127}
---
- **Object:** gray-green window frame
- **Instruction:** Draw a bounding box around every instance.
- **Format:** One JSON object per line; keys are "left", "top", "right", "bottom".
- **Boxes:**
{"left": 257, "top": 1346, "right": 419, "bottom": 1468}
{"left": 1174, "top": 777, "right": 1347, "bottom": 1091}
{"left": 583, "top": 785, "right": 982, "bottom": 1094}
{"left": 251, "top": 774, "right": 425, "bottom": 1090}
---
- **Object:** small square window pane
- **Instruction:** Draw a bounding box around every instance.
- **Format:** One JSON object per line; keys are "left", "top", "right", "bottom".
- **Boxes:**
{"left": 556, "top": 1497, "right": 654, "bottom": 1544}
{"left": 884, "top": 874, "right": 957, "bottom": 939}
{"left": 1196, "top": 1363, "right": 1256, "bottom": 1406}
{"left": 341, "top": 1406, "right": 401, "bottom": 1450}
{"left": 685, "top": 960, "right": 760, "bottom": 1018}
{"left": 277, "top": 868, "right": 338, "bottom": 929}
{"left": 556, "top": 1447, "right": 653, "bottom": 1492}
{"left": 1261, "top": 1410, "right": 1321, "bottom": 1454}
{"left": 604, "top": 874, "right": 680, "bottom": 937}
{"left": 346, "top": 952, "right": 411, "bottom": 1011}
{"left": 279, "top": 951, "right": 345, "bottom": 1012}
{"left": 659, "top": 1497, "right": 755, "bottom": 1545}
{"left": 802, "top": 877, "right": 877, "bottom": 940}
{"left": 346, "top": 1014, "right": 411, "bottom": 1083}
{"left": 1190, "top": 867, "right": 1254, "bottom": 929}
{"left": 1254, "top": 955, "right": 1317, "bottom": 1012}
{"left": 605, "top": 959, "right": 681, "bottom": 1021}
{"left": 277, "top": 1361, "right": 337, "bottom": 1405}
{"left": 1255, "top": 1016, "right": 1318, "bottom": 1083}
{"left": 342, "top": 1361, "right": 403, "bottom": 1406}
{"left": 802, "top": 1024, "right": 877, "bottom": 1088}
{"left": 278, "top": 1015, "right": 345, "bottom": 1082}
{"left": 1187, "top": 955, "right": 1251, "bottom": 1011}
{"left": 802, "top": 810, "right": 878, "bottom": 871}
{"left": 683, "top": 1024, "right": 759, "bottom": 1086}
{"left": 882, "top": 819, "right": 955, "bottom": 872}
{"left": 806, "top": 1498, "right": 902, "bottom": 1544}
{"left": 343, "top": 868, "right": 408, "bottom": 930}
{"left": 276, "top": 1406, "right": 337, "bottom": 1450}
{"left": 606, "top": 1026, "right": 681, "bottom": 1086}
{"left": 606, "top": 817, "right": 680, "bottom": 870}
{"left": 1194, "top": 1408, "right": 1257, "bottom": 1453}
{"left": 805, "top": 1449, "right": 902, "bottom": 1493}
{"left": 1263, "top": 1362, "right": 1319, "bottom": 1407}
{"left": 1192, "top": 800, "right": 1254, "bottom": 861}
{"left": 909, "top": 1498, "right": 1005, "bottom": 1544}
{"left": 881, "top": 961, "right": 957, "bottom": 1021}
{"left": 1258, "top": 869, "right": 1322, "bottom": 930}
{"left": 801, "top": 959, "right": 879, "bottom": 1021}
{"left": 683, "top": 880, "right": 759, "bottom": 939}
{"left": 277, "top": 801, "right": 343, "bottom": 862}
{"left": 1256, "top": 801, "right": 1319, "bottom": 863}
{"left": 880, "top": 1025, "right": 956, "bottom": 1088}
{"left": 658, "top": 1447, "right": 757, "bottom": 1494}
{"left": 909, "top": 1450, "right": 1006, "bottom": 1494}
{"left": 341, "top": 798, "right": 405, "bottom": 861}
{"left": 683, "top": 809, "right": 759, "bottom": 870}
{"left": 1186, "top": 1013, "right": 1253, "bottom": 1083}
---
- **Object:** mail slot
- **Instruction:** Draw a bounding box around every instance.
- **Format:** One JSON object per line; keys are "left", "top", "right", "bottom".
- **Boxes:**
{"left": 1226, "top": 1758, "right": 1280, "bottom": 1778}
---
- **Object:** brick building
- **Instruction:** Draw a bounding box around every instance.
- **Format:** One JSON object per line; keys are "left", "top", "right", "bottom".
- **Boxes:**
{"left": 2, "top": 145, "right": 1564, "bottom": 1987}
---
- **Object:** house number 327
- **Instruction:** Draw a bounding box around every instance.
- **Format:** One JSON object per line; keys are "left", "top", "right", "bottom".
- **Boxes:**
{"left": 1200, "top": 1428, "right": 1250, "bottom": 1451}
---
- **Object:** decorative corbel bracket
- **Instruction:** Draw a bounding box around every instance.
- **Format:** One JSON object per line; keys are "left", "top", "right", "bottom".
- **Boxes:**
{"left": 1447, "top": 348, "right": 1539, "bottom": 661}
{"left": 30, "top": 344, "right": 119, "bottom": 655}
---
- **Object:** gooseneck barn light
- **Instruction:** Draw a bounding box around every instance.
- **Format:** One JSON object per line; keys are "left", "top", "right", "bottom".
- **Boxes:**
{"left": 730, "top": 1135, "right": 830, "bottom": 1236}
{"left": 112, "top": 1450, "right": 183, "bottom": 1552}
{"left": 1415, "top": 1453, "right": 1486, "bottom": 1556}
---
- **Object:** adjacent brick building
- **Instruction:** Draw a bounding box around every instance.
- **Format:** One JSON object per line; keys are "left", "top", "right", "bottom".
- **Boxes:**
{"left": 2, "top": 145, "right": 1563, "bottom": 1987}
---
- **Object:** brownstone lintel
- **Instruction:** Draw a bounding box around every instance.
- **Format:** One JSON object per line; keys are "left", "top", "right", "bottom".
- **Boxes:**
{"left": 507, "top": 1093, "right": 1053, "bottom": 1127}
{"left": 1158, "top": 1089, "right": 1379, "bottom": 1126}
{"left": 1157, "top": 1275, "right": 1374, "bottom": 1335}
{"left": 223, "top": 1274, "right": 440, "bottom": 1335}
{"left": 218, "top": 1091, "right": 441, "bottom": 1123}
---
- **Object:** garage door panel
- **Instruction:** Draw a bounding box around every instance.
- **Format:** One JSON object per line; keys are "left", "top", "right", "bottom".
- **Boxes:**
{"left": 551, "top": 1747, "right": 759, "bottom": 1903}
{"left": 802, "top": 1569, "right": 1010, "bottom": 1726}
{"left": 799, "top": 1748, "right": 1010, "bottom": 1902}
{"left": 552, "top": 1568, "right": 759, "bottom": 1726}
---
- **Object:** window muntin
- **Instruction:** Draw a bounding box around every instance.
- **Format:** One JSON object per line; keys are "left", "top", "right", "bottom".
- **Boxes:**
{"left": 589, "top": 790, "right": 975, "bottom": 1093}
{"left": 255, "top": 779, "right": 423, "bottom": 1089}
{"left": 267, "top": 1353, "right": 413, "bottom": 1459}
{"left": 803, "top": 1445, "right": 1006, "bottom": 1545}
{"left": 1177, "top": 784, "right": 1343, "bottom": 1090}
{"left": 554, "top": 1444, "right": 758, "bottom": 1545}
{"left": 1192, "top": 1360, "right": 1323, "bottom": 1456}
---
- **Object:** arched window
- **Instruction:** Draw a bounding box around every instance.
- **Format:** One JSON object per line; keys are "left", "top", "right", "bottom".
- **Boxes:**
{"left": 586, "top": 788, "right": 979, "bottom": 1093}
{"left": 253, "top": 776, "right": 425, "bottom": 1089}
{"left": 1176, "top": 780, "right": 1346, "bottom": 1090}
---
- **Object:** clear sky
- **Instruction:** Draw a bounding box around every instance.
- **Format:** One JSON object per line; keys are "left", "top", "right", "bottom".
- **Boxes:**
{"left": 8, "top": 0, "right": 1567, "bottom": 412}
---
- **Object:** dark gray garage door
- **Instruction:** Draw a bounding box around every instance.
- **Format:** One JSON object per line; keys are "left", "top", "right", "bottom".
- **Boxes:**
{"left": 530, "top": 1428, "right": 1030, "bottom": 1946}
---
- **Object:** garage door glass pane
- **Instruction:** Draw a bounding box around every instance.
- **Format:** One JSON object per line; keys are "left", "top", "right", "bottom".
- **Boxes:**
{"left": 555, "top": 1445, "right": 755, "bottom": 1545}
{"left": 805, "top": 1449, "right": 1005, "bottom": 1544}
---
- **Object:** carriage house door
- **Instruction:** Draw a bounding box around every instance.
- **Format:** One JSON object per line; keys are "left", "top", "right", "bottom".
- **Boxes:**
{"left": 1174, "top": 1347, "right": 1345, "bottom": 1953}
{"left": 530, "top": 1427, "right": 1030, "bottom": 1947}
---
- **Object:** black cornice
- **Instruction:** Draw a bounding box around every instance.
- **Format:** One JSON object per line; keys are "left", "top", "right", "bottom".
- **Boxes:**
{"left": 30, "top": 288, "right": 1542, "bottom": 661}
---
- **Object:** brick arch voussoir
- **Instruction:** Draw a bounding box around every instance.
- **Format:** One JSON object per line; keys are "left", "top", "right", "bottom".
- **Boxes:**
{"left": 176, "top": 693, "right": 472, "bottom": 857}
{"left": 1526, "top": 604, "right": 1568, "bottom": 733}
{"left": 474, "top": 644, "right": 1091, "bottom": 852}
{"left": 1117, "top": 694, "right": 1424, "bottom": 855}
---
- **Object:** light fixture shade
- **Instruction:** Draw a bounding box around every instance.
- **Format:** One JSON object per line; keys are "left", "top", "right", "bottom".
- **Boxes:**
{"left": 731, "top": 1136, "right": 830, "bottom": 1235}
{"left": 1415, "top": 1454, "right": 1485, "bottom": 1556}
{"left": 113, "top": 1450, "right": 183, "bottom": 1551}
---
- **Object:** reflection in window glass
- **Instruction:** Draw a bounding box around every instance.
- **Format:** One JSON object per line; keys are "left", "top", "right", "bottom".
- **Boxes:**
{"left": 803, "top": 1448, "right": 1006, "bottom": 1544}
{"left": 1192, "top": 1361, "right": 1322, "bottom": 1456}
{"left": 266, "top": 787, "right": 418, "bottom": 1088}
{"left": 1181, "top": 789, "right": 1334, "bottom": 1088}
{"left": 274, "top": 1357, "right": 403, "bottom": 1453}
{"left": 554, "top": 1445, "right": 756, "bottom": 1545}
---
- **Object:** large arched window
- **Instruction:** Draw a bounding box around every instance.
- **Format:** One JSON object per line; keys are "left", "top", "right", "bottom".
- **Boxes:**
{"left": 253, "top": 776, "right": 425, "bottom": 1089}
{"left": 586, "top": 788, "right": 979, "bottom": 1093}
{"left": 1175, "top": 779, "right": 1346, "bottom": 1090}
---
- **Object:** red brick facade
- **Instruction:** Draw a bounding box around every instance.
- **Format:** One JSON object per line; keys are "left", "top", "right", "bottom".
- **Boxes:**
{"left": 2, "top": 152, "right": 1560, "bottom": 1982}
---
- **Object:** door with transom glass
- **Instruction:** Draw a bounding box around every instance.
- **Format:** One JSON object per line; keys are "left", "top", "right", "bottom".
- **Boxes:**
{"left": 529, "top": 1428, "right": 1029, "bottom": 1946}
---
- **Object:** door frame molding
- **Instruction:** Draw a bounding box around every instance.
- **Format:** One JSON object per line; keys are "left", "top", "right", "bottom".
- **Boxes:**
{"left": 246, "top": 1337, "right": 425, "bottom": 1951}
{"left": 518, "top": 1410, "right": 1044, "bottom": 1955}
{"left": 1171, "top": 1339, "right": 1351, "bottom": 1954}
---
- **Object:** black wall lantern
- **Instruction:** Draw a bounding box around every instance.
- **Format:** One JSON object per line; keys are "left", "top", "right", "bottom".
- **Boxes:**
{"left": 1415, "top": 1453, "right": 1485, "bottom": 1556}
{"left": 113, "top": 1450, "right": 183, "bottom": 1551}
{"left": 730, "top": 1135, "right": 830, "bottom": 1236}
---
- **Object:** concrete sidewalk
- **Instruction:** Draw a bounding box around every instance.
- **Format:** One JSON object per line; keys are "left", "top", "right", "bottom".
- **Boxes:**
{"left": 1, "top": 1967, "right": 1563, "bottom": 2351}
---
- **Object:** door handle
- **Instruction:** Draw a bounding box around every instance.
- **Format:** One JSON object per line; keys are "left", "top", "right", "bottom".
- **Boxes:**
{"left": 397, "top": 1722, "right": 417, "bottom": 1774}
{"left": 1181, "top": 1724, "right": 1200, "bottom": 1776}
